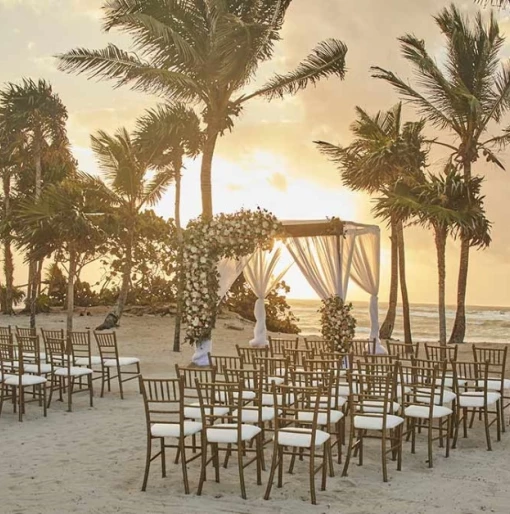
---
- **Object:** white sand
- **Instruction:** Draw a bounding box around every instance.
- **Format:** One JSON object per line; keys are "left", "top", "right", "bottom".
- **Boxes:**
{"left": 1, "top": 310, "right": 509, "bottom": 514}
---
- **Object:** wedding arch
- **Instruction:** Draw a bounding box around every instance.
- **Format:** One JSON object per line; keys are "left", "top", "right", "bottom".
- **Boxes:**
{"left": 181, "top": 212, "right": 382, "bottom": 366}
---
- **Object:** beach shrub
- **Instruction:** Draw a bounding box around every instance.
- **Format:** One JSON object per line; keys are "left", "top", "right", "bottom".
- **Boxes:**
{"left": 225, "top": 275, "right": 300, "bottom": 334}
{"left": 182, "top": 209, "right": 281, "bottom": 346}
{"left": 319, "top": 295, "right": 356, "bottom": 351}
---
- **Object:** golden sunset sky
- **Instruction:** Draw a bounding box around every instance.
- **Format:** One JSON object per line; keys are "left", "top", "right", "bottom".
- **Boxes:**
{"left": 1, "top": 0, "right": 510, "bottom": 306}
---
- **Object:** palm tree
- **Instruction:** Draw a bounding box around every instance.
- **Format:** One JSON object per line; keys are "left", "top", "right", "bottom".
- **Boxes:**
{"left": 86, "top": 127, "right": 173, "bottom": 325}
{"left": 16, "top": 178, "right": 104, "bottom": 332}
{"left": 316, "top": 104, "right": 427, "bottom": 344}
{"left": 57, "top": 0, "right": 348, "bottom": 219}
{"left": 0, "top": 79, "right": 69, "bottom": 327}
{"left": 135, "top": 102, "right": 202, "bottom": 351}
{"left": 375, "top": 166, "right": 491, "bottom": 345}
{"left": 372, "top": 4, "right": 510, "bottom": 343}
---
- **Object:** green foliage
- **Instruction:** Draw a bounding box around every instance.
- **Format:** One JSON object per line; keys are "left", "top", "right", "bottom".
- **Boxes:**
{"left": 225, "top": 275, "right": 300, "bottom": 334}
{"left": 46, "top": 262, "right": 67, "bottom": 306}
{"left": 0, "top": 283, "right": 25, "bottom": 312}
{"left": 319, "top": 295, "right": 356, "bottom": 352}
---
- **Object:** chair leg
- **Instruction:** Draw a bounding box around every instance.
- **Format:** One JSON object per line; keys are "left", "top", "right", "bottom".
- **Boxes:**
{"left": 496, "top": 401, "right": 502, "bottom": 442}
{"left": 452, "top": 405, "right": 460, "bottom": 450}
{"left": 180, "top": 438, "right": 190, "bottom": 495}
{"left": 255, "top": 435, "right": 263, "bottom": 486}
{"left": 18, "top": 386, "right": 23, "bottom": 422}
{"left": 483, "top": 407, "right": 492, "bottom": 451}
{"left": 197, "top": 436, "right": 208, "bottom": 496}
{"left": 67, "top": 378, "right": 73, "bottom": 413}
{"left": 100, "top": 366, "right": 106, "bottom": 398}
{"left": 309, "top": 446, "right": 316, "bottom": 505}
{"left": 117, "top": 365, "right": 124, "bottom": 399}
{"left": 321, "top": 441, "right": 329, "bottom": 491}
{"left": 160, "top": 438, "right": 166, "bottom": 477}
{"left": 341, "top": 424, "right": 354, "bottom": 477}
{"left": 42, "top": 384, "right": 47, "bottom": 418}
{"left": 89, "top": 374, "right": 93, "bottom": 407}
{"left": 277, "top": 446, "right": 284, "bottom": 488}
{"left": 238, "top": 443, "right": 247, "bottom": 500}
{"left": 141, "top": 437, "right": 152, "bottom": 491}
{"left": 213, "top": 443, "right": 220, "bottom": 483}
{"left": 427, "top": 420, "right": 433, "bottom": 469}
{"left": 264, "top": 441, "right": 279, "bottom": 500}
{"left": 445, "top": 417, "right": 451, "bottom": 459}
{"left": 397, "top": 424, "right": 403, "bottom": 471}
{"left": 381, "top": 429, "right": 388, "bottom": 482}
{"left": 462, "top": 408, "right": 468, "bottom": 439}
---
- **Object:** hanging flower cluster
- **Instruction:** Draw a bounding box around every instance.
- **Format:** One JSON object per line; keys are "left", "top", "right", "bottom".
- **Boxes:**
{"left": 319, "top": 295, "right": 356, "bottom": 351}
{"left": 182, "top": 209, "right": 282, "bottom": 346}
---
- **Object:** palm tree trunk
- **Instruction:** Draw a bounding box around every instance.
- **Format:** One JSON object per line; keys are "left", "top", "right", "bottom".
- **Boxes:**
{"left": 66, "top": 246, "right": 77, "bottom": 333}
{"left": 397, "top": 219, "right": 412, "bottom": 347}
{"left": 449, "top": 160, "right": 472, "bottom": 344}
{"left": 112, "top": 223, "right": 134, "bottom": 321}
{"left": 29, "top": 129, "right": 43, "bottom": 329}
{"left": 173, "top": 159, "right": 183, "bottom": 353}
{"left": 379, "top": 215, "right": 398, "bottom": 339}
{"left": 434, "top": 225, "right": 447, "bottom": 346}
{"left": 3, "top": 171, "right": 14, "bottom": 315}
{"left": 200, "top": 125, "right": 220, "bottom": 219}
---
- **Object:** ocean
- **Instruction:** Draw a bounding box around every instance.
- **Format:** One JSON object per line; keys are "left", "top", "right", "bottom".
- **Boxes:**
{"left": 287, "top": 299, "right": 510, "bottom": 343}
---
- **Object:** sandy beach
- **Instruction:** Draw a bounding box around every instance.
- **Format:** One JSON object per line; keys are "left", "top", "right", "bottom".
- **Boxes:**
{"left": 1, "top": 310, "right": 509, "bottom": 514}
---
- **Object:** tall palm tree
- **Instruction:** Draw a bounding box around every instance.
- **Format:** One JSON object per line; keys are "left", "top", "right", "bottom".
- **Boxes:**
{"left": 16, "top": 178, "right": 104, "bottom": 332}
{"left": 0, "top": 79, "right": 69, "bottom": 327}
{"left": 375, "top": 166, "right": 491, "bottom": 345}
{"left": 86, "top": 127, "right": 173, "bottom": 324}
{"left": 135, "top": 102, "right": 202, "bottom": 351}
{"left": 372, "top": 4, "right": 510, "bottom": 343}
{"left": 57, "top": 0, "right": 348, "bottom": 219}
{"left": 316, "top": 104, "right": 427, "bottom": 344}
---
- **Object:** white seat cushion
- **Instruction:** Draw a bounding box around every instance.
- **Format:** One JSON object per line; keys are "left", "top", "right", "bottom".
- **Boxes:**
{"left": 320, "top": 395, "right": 347, "bottom": 409}
{"left": 415, "top": 388, "right": 456, "bottom": 405}
{"left": 405, "top": 405, "right": 453, "bottom": 419}
{"left": 0, "top": 373, "right": 14, "bottom": 382}
{"left": 266, "top": 376, "right": 285, "bottom": 385}
{"left": 75, "top": 356, "right": 102, "bottom": 366}
{"left": 103, "top": 357, "right": 140, "bottom": 367}
{"left": 151, "top": 421, "right": 202, "bottom": 438}
{"left": 357, "top": 400, "right": 400, "bottom": 414}
{"left": 233, "top": 407, "right": 275, "bottom": 423}
{"left": 261, "top": 393, "right": 294, "bottom": 406}
{"left": 335, "top": 383, "right": 360, "bottom": 396}
{"left": 215, "top": 390, "right": 256, "bottom": 402}
{"left": 4, "top": 374, "right": 47, "bottom": 386}
{"left": 459, "top": 391, "right": 501, "bottom": 408}
{"left": 207, "top": 423, "right": 261, "bottom": 443}
{"left": 183, "top": 403, "right": 229, "bottom": 420}
{"left": 23, "top": 363, "right": 52, "bottom": 374}
{"left": 277, "top": 427, "right": 330, "bottom": 448}
{"left": 298, "top": 409, "right": 343, "bottom": 425}
{"left": 476, "top": 378, "right": 510, "bottom": 391}
{"left": 354, "top": 414, "right": 404, "bottom": 431}
{"left": 54, "top": 366, "right": 94, "bottom": 377}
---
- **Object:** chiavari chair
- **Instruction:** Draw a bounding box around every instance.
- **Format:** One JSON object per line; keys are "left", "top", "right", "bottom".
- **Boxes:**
{"left": 386, "top": 341, "right": 420, "bottom": 359}
{"left": 195, "top": 379, "right": 264, "bottom": 500}
{"left": 348, "top": 338, "right": 376, "bottom": 356}
{"left": 139, "top": 375, "right": 202, "bottom": 493}
{"left": 94, "top": 331, "right": 141, "bottom": 399}
{"left": 268, "top": 336, "right": 299, "bottom": 356}
{"left": 303, "top": 337, "right": 332, "bottom": 353}
{"left": 282, "top": 347, "right": 314, "bottom": 370}
{"left": 264, "top": 382, "right": 333, "bottom": 505}
{"left": 235, "top": 344, "right": 268, "bottom": 367}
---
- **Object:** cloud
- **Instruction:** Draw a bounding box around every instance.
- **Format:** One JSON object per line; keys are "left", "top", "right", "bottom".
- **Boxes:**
{"left": 267, "top": 172, "right": 288, "bottom": 192}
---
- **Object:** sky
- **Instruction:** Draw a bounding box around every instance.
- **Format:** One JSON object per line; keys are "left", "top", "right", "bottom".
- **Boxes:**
{"left": 1, "top": 0, "right": 510, "bottom": 306}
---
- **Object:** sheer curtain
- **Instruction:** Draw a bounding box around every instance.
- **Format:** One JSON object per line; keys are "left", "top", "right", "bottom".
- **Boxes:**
{"left": 191, "top": 256, "right": 251, "bottom": 365}
{"left": 285, "top": 235, "right": 354, "bottom": 300}
{"left": 244, "top": 247, "right": 292, "bottom": 347}
{"left": 350, "top": 229, "right": 386, "bottom": 353}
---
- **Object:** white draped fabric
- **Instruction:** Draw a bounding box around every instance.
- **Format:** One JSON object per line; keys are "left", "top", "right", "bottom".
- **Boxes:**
{"left": 243, "top": 247, "right": 292, "bottom": 347}
{"left": 191, "top": 256, "right": 251, "bottom": 365}
{"left": 285, "top": 235, "right": 354, "bottom": 300}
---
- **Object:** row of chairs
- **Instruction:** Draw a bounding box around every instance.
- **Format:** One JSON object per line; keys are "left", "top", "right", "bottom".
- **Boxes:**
{"left": 0, "top": 327, "right": 140, "bottom": 421}
{"left": 139, "top": 344, "right": 509, "bottom": 504}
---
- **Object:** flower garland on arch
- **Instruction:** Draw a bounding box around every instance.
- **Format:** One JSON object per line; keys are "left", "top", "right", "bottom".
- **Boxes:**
{"left": 319, "top": 295, "right": 356, "bottom": 351}
{"left": 182, "top": 209, "right": 282, "bottom": 346}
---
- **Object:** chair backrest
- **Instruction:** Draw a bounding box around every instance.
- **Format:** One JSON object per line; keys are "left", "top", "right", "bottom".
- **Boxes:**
{"left": 424, "top": 343, "right": 458, "bottom": 362}
{"left": 16, "top": 335, "right": 43, "bottom": 373}
{"left": 45, "top": 336, "right": 69, "bottom": 369}
{"left": 224, "top": 367, "right": 263, "bottom": 395}
{"left": 319, "top": 351, "right": 354, "bottom": 370}
{"left": 0, "top": 326, "right": 11, "bottom": 337}
{"left": 386, "top": 341, "right": 419, "bottom": 358}
{"left": 207, "top": 354, "right": 243, "bottom": 377}
{"left": 303, "top": 337, "right": 332, "bottom": 353}
{"left": 472, "top": 345, "right": 507, "bottom": 386}
{"left": 398, "top": 361, "right": 440, "bottom": 410}
{"left": 282, "top": 347, "right": 314, "bottom": 368}
{"left": 139, "top": 376, "right": 184, "bottom": 428}
{"left": 268, "top": 336, "right": 299, "bottom": 356}
{"left": 94, "top": 331, "right": 120, "bottom": 362}
{"left": 175, "top": 365, "right": 216, "bottom": 404}
{"left": 348, "top": 338, "right": 377, "bottom": 356}
{"left": 235, "top": 344, "right": 269, "bottom": 365}
{"left": 69, "top": 330, "right": 92, "bottom": 366}
{"left": 253, "top": 356, "right": 291, "bottom": 382}
{"left": 0, "top": 333, "right": 16, "bottom": 375}
{"left": 41, "top": 328, "right": 65, "bottom": 345}
{"left": 452, "top": 360, "right": 491, "bottom": 397}
{"left": 16, "top": 326, "right": 36, "bottom": 338}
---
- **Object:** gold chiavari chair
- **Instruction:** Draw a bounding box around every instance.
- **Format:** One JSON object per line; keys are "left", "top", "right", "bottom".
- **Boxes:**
{"left": 424, "top": 343, "right": 458, "bottom": 362}
{"left": 452, "top": 360, "right": 501, "bottom": 451}
{"left": 386, "top": 341, "right": 420, "bottom": 359}
{"left": 304, "top": 337, "right": 332, "bottom": 353}
{"left": 342, "top": 369, "right": 404, "bottom": 482}
{"left": 264, "top": 382, "right": 333, "bottom": 505}
{"left": 207, "top": 353, "right": 243, "bottom": 380}
{"left": 139, "top": 376, "right": 202, "bottom": 493}
{"left": 235, "top": 345, "right": 269, "bottom": 367}
{"left": 195, "top": 379, "right": 264, "bottom": 500}
{"left": 16, "top": 326, "right": 36, "bottom": 338}
{"left": 282, "top": 347, "right": 314, "bottom": 370}
{"left": 268, "top": 336, "right": 299, "bottom": 356}
{"left": 472, "top": 345, "right": 509, "bottom": 432}
{"left": 399, "top": 361, "right": 453, "bottom": 468}
{"left": 348, "top": 338, "right": 376, "bottom": 356}
{"left": 0, "top": 325, "right": 12, "bottom": 337}
{"left": 94, "top": 331, "right": 141, "bottom": 399}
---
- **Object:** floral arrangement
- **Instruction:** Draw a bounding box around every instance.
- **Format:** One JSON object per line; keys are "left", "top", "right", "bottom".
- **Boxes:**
{"left": 319, "top": 295, "right": 356, "bottom": 351}
{"left": 182, "top": 209, "right": 282, "bottom": 346}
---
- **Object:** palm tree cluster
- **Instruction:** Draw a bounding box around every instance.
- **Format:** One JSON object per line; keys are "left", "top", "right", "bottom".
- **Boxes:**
{"left": 318, "top": 4, "right": 510, "bottom": 345}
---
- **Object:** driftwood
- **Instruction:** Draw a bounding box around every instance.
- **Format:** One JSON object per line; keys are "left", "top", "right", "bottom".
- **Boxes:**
{"left": 95, "top": 312, "right": 119, "bottom": 331}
